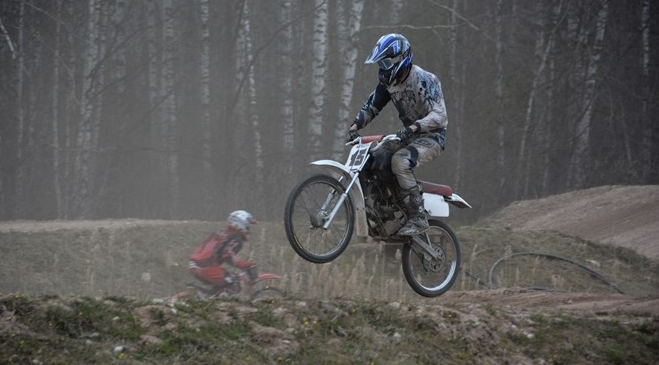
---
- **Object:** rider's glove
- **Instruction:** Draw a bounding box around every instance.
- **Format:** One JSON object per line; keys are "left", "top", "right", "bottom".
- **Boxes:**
{"left": 396, "top": 126, "right": 414, "bottom": 143}
{"left": 245, "top": 266, "right": 258, "bottom": 281}
{"left": 347, "top": 129, "right": 361, "bottom": 143}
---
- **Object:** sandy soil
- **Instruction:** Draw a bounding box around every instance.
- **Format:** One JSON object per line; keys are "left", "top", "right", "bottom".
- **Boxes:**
{"left": 485, "top": 185, "right": 659, "bottom": 259}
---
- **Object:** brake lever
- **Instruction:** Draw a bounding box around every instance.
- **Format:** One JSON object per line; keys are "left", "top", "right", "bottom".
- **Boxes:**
{"left": 346, "top": 137, "right": 362, "bottom": 146}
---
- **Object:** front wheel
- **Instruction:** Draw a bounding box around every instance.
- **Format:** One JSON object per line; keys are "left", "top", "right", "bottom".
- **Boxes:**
{"left": 284, "top": 174, "right": 355, "bottom": 263}
{"left": 401, "top": 220, "right": 461, "bottom": 297}
{"left": 251, "top": 286, "right": 286, "bottom": 302}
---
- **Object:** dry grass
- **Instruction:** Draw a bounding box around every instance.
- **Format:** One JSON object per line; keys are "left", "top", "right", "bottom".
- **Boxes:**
{"left": 1, "top": 221, "right": 656, "bottom": 301}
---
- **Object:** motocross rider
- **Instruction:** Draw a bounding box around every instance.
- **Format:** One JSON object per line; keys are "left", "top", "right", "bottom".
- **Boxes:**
{"left": 348, "top": 33, "right": 448, "bottom": 236}
{"left": 188, "top": 210, "right": 257, "bottom": 293}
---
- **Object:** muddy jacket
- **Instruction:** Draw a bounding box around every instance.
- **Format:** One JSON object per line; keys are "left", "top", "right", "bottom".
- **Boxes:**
{"left": 353, "top": 65, "right": 448, "bottom": 133}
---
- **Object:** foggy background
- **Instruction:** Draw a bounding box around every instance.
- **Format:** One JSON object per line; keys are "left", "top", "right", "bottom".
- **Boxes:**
{"left": 0, "top": 0, "right": 657, "bottom": 223}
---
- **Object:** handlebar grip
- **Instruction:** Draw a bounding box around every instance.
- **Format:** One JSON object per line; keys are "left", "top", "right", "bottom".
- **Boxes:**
{"left": 360, "top": 135, "right": 384, "bottom": 143}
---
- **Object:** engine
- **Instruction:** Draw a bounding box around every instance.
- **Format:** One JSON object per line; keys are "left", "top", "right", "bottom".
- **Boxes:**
{"left": 363, "top": 182, "right": 406, "bottom": 238}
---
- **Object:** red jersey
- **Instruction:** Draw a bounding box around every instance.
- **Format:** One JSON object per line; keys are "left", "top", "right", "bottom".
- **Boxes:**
{"left": 189, "top": 228, "right": 253, "bottom": 269}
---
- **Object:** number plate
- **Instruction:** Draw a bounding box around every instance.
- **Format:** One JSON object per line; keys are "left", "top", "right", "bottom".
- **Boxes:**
{"left": 346, "top": 143, "right": 371, "bottom": 171}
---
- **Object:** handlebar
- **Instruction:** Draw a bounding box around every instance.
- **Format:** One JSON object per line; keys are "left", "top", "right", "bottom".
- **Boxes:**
{"left": 346, "top": 134, "right": 400, "bottom": 146}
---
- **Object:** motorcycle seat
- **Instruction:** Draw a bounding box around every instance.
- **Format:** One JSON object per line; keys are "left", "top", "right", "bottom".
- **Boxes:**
{"left": 419, "top": 181, "right": 453, "bottom": 197}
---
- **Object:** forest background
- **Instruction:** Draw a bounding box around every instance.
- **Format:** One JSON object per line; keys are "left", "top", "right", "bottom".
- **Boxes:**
{"left": 0, "top": 0, "right": 657, "bottom": 222}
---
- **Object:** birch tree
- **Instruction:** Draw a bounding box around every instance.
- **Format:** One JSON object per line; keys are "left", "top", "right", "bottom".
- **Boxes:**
{"left": 73, "top": 0, "right": 103, "bottom": 218}
{"left": 448, "top": 0, "right": 464, "bottom": 191}
{"left": 145, "top": 0, "right": 165, "bottom": 207}
{"left": 110, "top": 0, "right": 127, "bottom": 95}
{"left": 307, "top": 0, "right": 329, "bottom": 160}
{"left": 15, "top": 0, "right": 25, "bottom": 217}
{"left": 494, "top": 0, "right": 505, "bottom": 195}
{"left": 243, "top": 1, "right": 265, "bottom": 186}
{"left": 332, "top": 0, "right": 364, "bottom": 160}
{"left": 280, "top": 0, "right": 295, "bottom": 174}
{"left": 518, "top": 2, "right": 553, "bottom": 197}
{"left": 199, "top": 0, "right": 213, "bottom": 208}
{"left": 640, "top": 0, "right": 651, "bottom": 180}
{"left": 52, "top": 0, "right": 64, "bottom": 217}
{"left": 161, "top": 0, "right": 180, "bottom": 217}
{"left": 567, "top": 0, "right": 609, "bottom": 189}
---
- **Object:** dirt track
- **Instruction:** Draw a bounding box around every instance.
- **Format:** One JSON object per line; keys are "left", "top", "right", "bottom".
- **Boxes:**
{"left": 485, "top": 185, "right": 659, "bottom": 259}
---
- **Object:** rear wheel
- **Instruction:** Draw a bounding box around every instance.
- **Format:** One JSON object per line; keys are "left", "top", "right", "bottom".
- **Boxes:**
{"left": 284, "top": 174, "right": 354, "bottom": 263}
{"left": 401, "top": 220, "right": 460, "bottom": 297}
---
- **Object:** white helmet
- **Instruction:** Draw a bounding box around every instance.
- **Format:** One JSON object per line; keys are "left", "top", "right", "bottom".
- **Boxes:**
{"left": 227, "top": 210, "right": 257, "bottom": 234}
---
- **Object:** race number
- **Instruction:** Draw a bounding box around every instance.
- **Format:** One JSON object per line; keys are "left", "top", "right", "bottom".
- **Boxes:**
{"left": 346, "top": 144, "right": 370, "bottom": 171}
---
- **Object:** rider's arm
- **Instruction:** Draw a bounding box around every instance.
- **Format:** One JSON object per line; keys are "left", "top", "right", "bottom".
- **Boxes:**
{"left": 352, "top": 82, "right": 391, "bottom": 130}
{"left": 222, "top": 239, "right": 255, "bottom": 269}
{"left": 413, "top": 74, "right": 448, "bottom": 132}
{"left": 228, "top": 255, "right": 256, "bottom": 270}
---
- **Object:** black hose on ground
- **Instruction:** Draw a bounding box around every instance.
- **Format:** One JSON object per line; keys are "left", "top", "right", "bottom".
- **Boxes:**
{"left": 486, "top": 252, "right": 625, "bottom": 294}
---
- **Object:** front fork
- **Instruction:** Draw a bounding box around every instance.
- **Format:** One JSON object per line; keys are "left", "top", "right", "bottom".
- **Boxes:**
{"left": 321, "top": 172, "right": 359, "bottom": 230}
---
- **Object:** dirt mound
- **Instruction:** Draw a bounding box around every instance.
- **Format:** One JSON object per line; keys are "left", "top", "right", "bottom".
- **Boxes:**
{"left": 484, "top": 185, "right": 659, "bottom": 259}
{"left": 2, "top": 294, "right": 657, "bottom": 365}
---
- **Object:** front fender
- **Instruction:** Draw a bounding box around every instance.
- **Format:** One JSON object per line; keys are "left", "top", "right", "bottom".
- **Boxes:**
{"left": 311, "top": 160, "right": 368, "bottom": 237}
{"left": 256, "top": 273, "right": 281, "bottom": 282}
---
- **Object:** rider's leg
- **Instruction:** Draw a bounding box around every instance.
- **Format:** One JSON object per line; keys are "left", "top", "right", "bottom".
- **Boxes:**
{"left": 391, "top": 136, "right": 442, "bottom": 236}
{"left": 189, "top": 264, "right": 227, "bottom": 287}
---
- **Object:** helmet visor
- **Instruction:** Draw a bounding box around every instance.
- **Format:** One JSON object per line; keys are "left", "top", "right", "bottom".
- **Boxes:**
{"left": 377, "top": 54, "right": 401, "bottom": 71}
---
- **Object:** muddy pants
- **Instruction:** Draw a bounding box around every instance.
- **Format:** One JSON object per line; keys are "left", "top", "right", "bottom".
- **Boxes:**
{"left": 391, "top": 133, "right": 444, "bottom": 191}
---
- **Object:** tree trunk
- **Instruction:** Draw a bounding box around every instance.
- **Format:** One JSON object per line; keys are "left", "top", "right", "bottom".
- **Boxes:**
{"left": 74, "top": 0, "right": 103, "bottom": 218}
{"left": 518, "top": 2, "right": 551, "bottom": 198}
{"left": 243, "top": 1, "right": 264, "bottom": 187}
{"left": 161, "top": 0, "right": 180, "bottom": 218}
{"left": 567, "top": 0, "right": 609, "bottom": 189}
{"left": 494, "top": 0, "right": 505, "bottom": 197}
{"left": 280, "top": 0, "right": 295, "bottom": 174}
{"left": 52, "top": 0, "right": 64, "bottom": 218}
{"left": 307, "top": 0, "right": 329, "bottom": 160}
{"left": 15, "top": 0, "right": 25, "bottom": 218}
{"left": 332, "top": 0, "right": 364, "bottom": 161}
{"left": 146, "top": 0, "right": 166, "bottom": 213}
{"left": 640, "top": 0, "right": 651, "bottom": 181}
{"left": 448, "top": 0, "right": 464, "bottom": 191}
{"left": 199, "top": 0, "right": 213, "bottom": 211}
{"left": 111, "top": 0, "right": 127, "bottom": 94}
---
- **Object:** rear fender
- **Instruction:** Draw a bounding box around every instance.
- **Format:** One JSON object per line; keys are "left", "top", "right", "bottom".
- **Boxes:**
{"left": 424, "top": 192, "right": 472, "bottom": 217}
{"left": 424, "top": 193, "right": 450, "bottom": 218}
{"left": 311, "top": 160, "right": 368, "bottom": 237}
{"left": 446, "top": 193, "right": 472, "bottom": 209}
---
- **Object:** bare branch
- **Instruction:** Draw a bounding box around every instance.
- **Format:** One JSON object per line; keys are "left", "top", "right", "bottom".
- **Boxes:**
{"left": 0, "top": 16, "right": 16, "bottom": 59}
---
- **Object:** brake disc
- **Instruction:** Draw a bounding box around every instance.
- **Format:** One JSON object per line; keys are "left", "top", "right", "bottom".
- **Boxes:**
{"left": 423, "top": 243, "right": 445, "bottom": 272}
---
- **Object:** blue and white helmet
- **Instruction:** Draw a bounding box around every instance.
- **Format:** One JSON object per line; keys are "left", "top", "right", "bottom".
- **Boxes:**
{"left": 227, "top": 210, "right": 257, "bottom": 234}
{"left": 365, "top": 33, "right": 413, "bottom": 86}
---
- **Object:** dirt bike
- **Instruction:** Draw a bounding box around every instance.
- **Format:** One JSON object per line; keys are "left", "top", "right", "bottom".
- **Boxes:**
{"left": 176, "top": 266, "right": 285, "bottom": 301}
{"left": 284, "top": 134, "right": 471, "bottom": 297}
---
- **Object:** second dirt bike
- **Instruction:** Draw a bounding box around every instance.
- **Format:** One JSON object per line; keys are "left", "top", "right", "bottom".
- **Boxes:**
{"left": 284, "top": 134, "right": 471, "bottom": 297}
{"left": 177, "top": 266, "right": 285, "bottom": 301}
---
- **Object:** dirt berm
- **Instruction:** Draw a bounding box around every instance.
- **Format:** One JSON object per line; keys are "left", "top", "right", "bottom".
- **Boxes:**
{"left": 484, "top": 185, "right": 659, "bottom": 259}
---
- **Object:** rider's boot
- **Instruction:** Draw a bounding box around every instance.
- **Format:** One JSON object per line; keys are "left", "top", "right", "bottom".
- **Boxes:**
{"left": 397, "top": 186, "right": 430, "bottom": 236}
